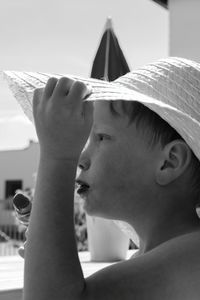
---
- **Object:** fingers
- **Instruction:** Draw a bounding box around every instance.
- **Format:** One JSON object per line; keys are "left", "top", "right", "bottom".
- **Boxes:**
{"left": 32, "top": 87, "right": 44, "bottom": 117}
{"left": 52, "top": 77, "right": 74, "bottom": 99}
{"left": 68, "top": 81, "right": 91, "bottom": 111}
{"left": 18, "top": 229, "right": 28, "bottom": 259}
{"left": 33, "top": 76, "right": 92, "bottom": 116}
{"left": 18, "top": 245, "right": 25, "bottom": 259}
{"left": 43, "top": 77, "right": 58, "bottom": 99}
{"left": 69, "top": 81, "right": 90, "bottom": 100}
{"left": 51, "top": 77, "right": 91, "bottom": 112}
{"left": 33, "top": 87, "right": 44, "bottom": 105}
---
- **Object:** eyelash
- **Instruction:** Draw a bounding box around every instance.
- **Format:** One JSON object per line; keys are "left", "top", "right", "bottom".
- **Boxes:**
{"left": 97, "top": 133, "right": 110, "bottom": 142}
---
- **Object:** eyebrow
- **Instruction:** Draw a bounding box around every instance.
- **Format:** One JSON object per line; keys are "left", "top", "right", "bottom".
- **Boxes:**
{"left": 92, "top": 120, "right": 120, "bottom": 134}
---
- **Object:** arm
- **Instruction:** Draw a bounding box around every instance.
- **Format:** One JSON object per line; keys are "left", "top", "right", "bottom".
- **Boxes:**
{"left": 23, "top": 77, "right": 174, "bottom": 300}
{"left": 23, "top": 77, "right": 92, "bottom": 300}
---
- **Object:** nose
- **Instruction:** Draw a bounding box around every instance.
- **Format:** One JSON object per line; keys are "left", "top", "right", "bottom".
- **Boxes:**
{"left": 78, "top": 137, "right": 91, "bottom": 171}
{"left": 78, "top": 153, "right": 90, "bottom": 171}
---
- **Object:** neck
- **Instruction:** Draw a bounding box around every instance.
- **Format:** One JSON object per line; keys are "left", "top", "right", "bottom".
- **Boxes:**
{"left": 129, "top": 199, "right": 200, "bottom": 255}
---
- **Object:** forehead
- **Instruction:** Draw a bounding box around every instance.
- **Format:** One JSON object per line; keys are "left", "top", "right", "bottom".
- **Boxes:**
{"left": 93, "top": 101, "right": 128, "bottom": 129}
{"left": 92, "top": 101, "right": 154, "bottom": 151}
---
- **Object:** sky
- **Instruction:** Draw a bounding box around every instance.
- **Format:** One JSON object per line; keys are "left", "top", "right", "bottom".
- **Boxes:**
{"left": 0, "top": 0, "right": 168, "bottom": 150}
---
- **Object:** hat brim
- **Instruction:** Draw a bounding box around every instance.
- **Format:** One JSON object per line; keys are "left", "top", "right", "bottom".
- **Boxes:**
{"left": 4, "top": 71, "right": 200, "bottom": 161}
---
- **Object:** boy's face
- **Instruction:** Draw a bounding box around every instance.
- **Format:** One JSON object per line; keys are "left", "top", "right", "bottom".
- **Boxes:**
{"left": 78, "top": 101, "right": 161, "bottom": 222}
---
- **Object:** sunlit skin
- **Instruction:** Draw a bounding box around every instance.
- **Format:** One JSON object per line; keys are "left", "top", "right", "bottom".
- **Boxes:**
{"left": 78, "top": 101, "right": 160, "bottom": 220}
{"left": 78, "top": 101, "right": 200, "bottom": 254}
{"left": 24, "top": 78, "right": 200, "bottom": 300}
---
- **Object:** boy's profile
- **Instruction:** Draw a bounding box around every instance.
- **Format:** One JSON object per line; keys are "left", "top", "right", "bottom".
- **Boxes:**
{"left": 4, "top": 57, "right": 200, "bottom": 299}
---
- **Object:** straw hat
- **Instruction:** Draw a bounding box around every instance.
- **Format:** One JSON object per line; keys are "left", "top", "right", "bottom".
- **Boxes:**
{"left": 4, "top": 57, "right": 200, "bottom": 162}
{"left": 4, "top": 57, "right": 200, "bottom": 244}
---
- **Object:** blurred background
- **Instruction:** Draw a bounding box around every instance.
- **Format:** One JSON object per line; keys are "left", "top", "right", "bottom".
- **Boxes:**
{"left": 2, "top": 3, "right": 200, "bottom": 300}
{"left": 0, "top": 0, "right": 168, "bottom": 150}
{"left": 0, "top": 0, "right": 169, "bottom": 255}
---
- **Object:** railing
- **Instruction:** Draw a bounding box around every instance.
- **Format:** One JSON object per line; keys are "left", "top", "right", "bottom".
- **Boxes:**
{"left": 0, "top": 194, "right": 88, "bottom": 256}
{"left": 0, "top": 195, "right": 137, "bottom": 257}
{"left": 0, "top": 224, "right": 25, "bottom": 256}
{"left": 0, "top": 241, "right": 23, "bottom": 256}
{"left": 0, "top": 204, "right": 26, "bottom": 256}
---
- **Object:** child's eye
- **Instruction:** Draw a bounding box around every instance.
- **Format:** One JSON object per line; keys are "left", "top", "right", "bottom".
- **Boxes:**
{"left": 97, "top": 133, "right": 110, "bottom": 142}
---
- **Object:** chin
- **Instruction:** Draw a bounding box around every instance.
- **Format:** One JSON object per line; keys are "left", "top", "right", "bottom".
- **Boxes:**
{"left": 84, "top": 205, "right": 100, "bottom": 217}
{"left": 84, "top": 203, "right": 105, "bottom": 218}
{"left": 85, "top": 207, "right": 115, "bottom": 221}
{"left": 83, "top": 194, "right": 115, "bottom": 218}
{"left": 83, "top": 201, "right": 94, "bottom": 216}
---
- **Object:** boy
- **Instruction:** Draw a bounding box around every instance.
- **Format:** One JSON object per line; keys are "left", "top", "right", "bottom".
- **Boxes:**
{"left": 6, "top": 57, "right": 200, "bottom": 299}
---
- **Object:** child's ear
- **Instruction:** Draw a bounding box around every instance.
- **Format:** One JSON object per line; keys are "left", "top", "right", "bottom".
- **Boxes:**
{"left": 155, "top": 140, "right": 192, "bottom": 186}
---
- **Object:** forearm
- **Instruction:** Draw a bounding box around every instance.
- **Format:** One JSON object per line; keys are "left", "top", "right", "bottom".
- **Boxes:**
{"left": 24, "top": 155, "right": 85, "bottom": 300}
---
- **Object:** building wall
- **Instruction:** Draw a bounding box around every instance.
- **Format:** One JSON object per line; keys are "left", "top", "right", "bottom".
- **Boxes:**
{"left": 169, "top": 0, "right": 200, "bottom": 62}
{"left": 0, "top": 141, "right": 39, "bottom": 200}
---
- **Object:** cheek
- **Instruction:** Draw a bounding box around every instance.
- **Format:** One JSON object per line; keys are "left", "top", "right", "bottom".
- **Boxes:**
{"left": 94, "top": 152, "right": 135, "bottom": 194}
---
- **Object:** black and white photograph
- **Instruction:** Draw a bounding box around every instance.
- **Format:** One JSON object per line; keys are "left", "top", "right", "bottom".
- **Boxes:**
{"left": 1, "top": 1, "right": 200, "bottom": 299}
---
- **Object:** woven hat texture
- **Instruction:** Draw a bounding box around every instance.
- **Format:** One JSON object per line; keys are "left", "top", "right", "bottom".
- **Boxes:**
{"left": 4, "top": 57, "right": 200, "bottom": 161}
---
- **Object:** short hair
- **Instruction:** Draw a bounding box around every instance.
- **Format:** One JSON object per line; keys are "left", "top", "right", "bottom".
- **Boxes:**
{"left": 109, "top": 100, "right": 200, "bottom": 203}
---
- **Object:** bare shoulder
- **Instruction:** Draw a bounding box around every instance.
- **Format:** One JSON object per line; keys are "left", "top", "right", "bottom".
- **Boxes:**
{"left": 150, "top": 230, "right": 200, "bottom": 298}
{"left": 84, "top": 231, "right": 200, "bottom": 300}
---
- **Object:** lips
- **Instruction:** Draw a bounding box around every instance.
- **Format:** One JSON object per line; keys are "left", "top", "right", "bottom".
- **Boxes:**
{"left": 76, "top": 179, "right": 90, "bottom": 195}
{"left": 77, "top": 185, "right": 89, "bottom": 195}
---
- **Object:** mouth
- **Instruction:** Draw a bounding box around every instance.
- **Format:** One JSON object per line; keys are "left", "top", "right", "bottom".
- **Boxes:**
{"left": 76, "top": 180, "right": 90, "bottom": 196}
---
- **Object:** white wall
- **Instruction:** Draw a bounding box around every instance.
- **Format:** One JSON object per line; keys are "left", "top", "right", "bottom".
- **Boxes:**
{"left": 169, "top": 0, "right": 200, "bottom": 62}
{"left": 0, "top": 142, "right": 39, "bottom": 199}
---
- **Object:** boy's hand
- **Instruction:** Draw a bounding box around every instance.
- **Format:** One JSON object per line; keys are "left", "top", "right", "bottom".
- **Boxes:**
{"left": 18, "top": 228, "right": 28, "bottom": 259}
{"left": 33, "top": 77, "right": 93, "bottom": 161}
